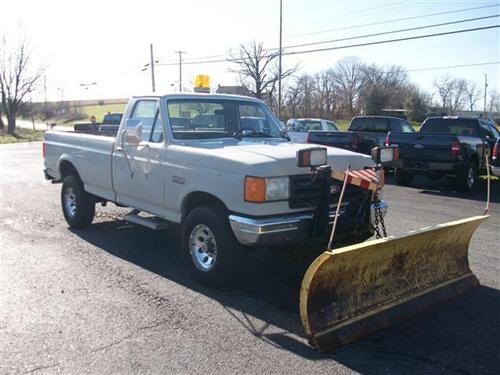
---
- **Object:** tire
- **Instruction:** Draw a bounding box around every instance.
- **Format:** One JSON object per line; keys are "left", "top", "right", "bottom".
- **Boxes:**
{"left": 181, "top": 205, "right": 244, "bottom": 287}
{"left": 395, "top": 168, "right": 413, "bottom": 186}
{"left": 61, "top": 175, "right": 95, "bottom": 228}
{"left": 456, "top": 161, "right": 478, "bottom": 191}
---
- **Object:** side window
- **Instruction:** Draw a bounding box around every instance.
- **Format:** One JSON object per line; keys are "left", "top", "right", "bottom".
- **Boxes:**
{"left": 150, "top": 112, "right": 164, "bottom": 143}
{"left": 390, "top": 118, "right": 402, "bottom": 132}
{"left": 400, "top": 119, "right": 415, "bottom": 133}
{"left": 487, "top": 123, "right": 500, "bottom": 139}
{"left": 479, "top": 121, "right": 495, "bottom": 139}
{"left": 325, "top": 121, "right": 339, "bottom": 131}
{"left": 131, "top": 100, "right": 159, "bottom": 142}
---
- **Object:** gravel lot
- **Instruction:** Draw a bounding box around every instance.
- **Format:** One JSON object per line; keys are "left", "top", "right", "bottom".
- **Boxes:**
{"left": 1, "top": 142, "right": 499, "bottom": 374}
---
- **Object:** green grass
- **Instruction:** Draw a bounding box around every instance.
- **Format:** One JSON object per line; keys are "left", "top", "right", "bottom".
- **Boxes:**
{"left": 79, "top": 104, "right": 127, "bottom": 122}
{"left": 333, "top": 119, "right": 351, "bottom": 131}
{"left": 0, "top": 128, "right": 45, "bottom": 144}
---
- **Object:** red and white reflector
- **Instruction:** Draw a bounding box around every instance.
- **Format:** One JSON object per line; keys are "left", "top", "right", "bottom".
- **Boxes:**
{"left": 331, "top": 168, "right": 379, "bottom": 191}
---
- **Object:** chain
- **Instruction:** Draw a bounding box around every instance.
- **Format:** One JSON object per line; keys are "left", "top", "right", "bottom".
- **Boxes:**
{"left": 372, "top": 199, "right": 387, "bottom": 239}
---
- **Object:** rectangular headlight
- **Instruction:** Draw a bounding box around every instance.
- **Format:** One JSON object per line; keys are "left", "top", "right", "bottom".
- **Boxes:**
{"left": 297, "top": 147, "right": 327, "bottom": 168}
{"left": 265, "top": 176, "right": 289, "bottom": 201}
{"left": 245, "top": 176, "right": 289, "bottom": 202}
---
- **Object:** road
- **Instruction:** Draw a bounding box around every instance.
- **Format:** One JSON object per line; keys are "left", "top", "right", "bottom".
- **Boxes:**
{"left": 1, "top": 142, "right": 499, "bottom": 374}
{"left": 15, "top": 119, "right": 70, "bottom": 132}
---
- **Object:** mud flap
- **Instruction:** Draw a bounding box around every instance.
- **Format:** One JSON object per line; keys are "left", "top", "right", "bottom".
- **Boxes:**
{"left": 300, "top": 215, "right": 488, "bottom": 352}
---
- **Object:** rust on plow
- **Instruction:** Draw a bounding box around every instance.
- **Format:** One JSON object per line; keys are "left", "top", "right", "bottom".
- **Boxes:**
{"left": 300, "top": 215, "right": 488, "bottom": 352}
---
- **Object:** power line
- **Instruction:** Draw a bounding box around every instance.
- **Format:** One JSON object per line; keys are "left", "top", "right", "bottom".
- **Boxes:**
{"left": 403, "top": 61, "right": 500, "bottom": 73}
{"left": 282, "top": 14, "right": 499, "bottom": 50}
{"left": 284, "top": 24, "right": 500, "bottom": 56}
{"left": 155, "top": 25, "right": 500, "bottom": 67}
{"left": 286, "top": 3, "right": 498, "bottom": 39}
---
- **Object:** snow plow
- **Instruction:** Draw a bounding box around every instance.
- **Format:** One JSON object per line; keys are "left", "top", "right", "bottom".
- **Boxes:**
{"left": 296, "top": 147, "right": 489, "bottom": 352}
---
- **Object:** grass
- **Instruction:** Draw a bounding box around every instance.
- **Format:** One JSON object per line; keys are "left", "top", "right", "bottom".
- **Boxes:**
{"left": 79, "top": 104, "right": 126, "bottom": 122}
{"left": 0, "top": 128, "right": 45, "bottom": 144}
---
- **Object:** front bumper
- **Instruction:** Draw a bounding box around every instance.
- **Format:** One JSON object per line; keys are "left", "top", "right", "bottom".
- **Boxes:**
{"left": 229, "top": 201, "right": 388, "bottom": 247}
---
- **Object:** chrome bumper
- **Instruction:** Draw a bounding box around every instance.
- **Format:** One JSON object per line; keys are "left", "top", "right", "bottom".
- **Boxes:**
{"left": 229, "top": 201, "right": 388, "bottom": 247}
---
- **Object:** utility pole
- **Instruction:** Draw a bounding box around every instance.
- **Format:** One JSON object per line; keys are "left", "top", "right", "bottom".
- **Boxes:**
{"left": 175, "top": 51, "right": 186, "bottom": 92}
{"left": 150, "top": 44, "right": 156, "bottom": 93}
{"left": 278, "top": 0, "right": 283, "bottom": 120}
{"left": 483, "top": 73, "right": 488, "bottom": 118}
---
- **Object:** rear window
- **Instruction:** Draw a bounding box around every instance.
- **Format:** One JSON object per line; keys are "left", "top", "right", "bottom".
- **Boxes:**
{"left": 295, "top": 120, "right": 323, "bottom": 132}
{"left": 349, "top": 117, "right": 389, "bottom": 132}
{"left": 420, "top": 118, "right": 479, "bottom": 136}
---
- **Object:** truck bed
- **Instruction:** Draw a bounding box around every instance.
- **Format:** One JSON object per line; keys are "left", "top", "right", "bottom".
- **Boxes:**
{"left": 44, "top": 131, "right": 116, "bottom": 201}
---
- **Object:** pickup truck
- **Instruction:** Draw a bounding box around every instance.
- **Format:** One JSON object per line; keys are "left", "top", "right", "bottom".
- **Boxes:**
{"left": 387, "top": 117, "right": 499, "bottom": 190}
{"left": 285, "top": 118, "right": 340, "bottom": 143}
{"left": 44, "top": 93, "right": 388, "bottom": 287}
{"left": 307, "top": 115, "right": 415, "bottom": 156}
{"left": 74, "top": 112, "right": 123, "bottom": 134}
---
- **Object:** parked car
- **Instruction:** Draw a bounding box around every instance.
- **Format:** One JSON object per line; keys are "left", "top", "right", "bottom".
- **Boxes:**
{"left": 286, "top": 118, "right": 339, "bottom": 143}
{"left": 74, "top": 112, "right": 123, "bottom": 134}
{"left": 491, "top": 138, "right": 500, "bottom": 177}
{"left": 44, "top": 93, "right": 391, "bottom": 286}
{"left": 307, "top": 115, "right": 414, "bottom": 155}
{"left": 386, "top": 116, "right": 499, "bottom": 190}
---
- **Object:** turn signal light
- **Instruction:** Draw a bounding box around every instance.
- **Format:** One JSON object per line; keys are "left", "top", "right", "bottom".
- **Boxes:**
{"left": 244, "top": 176, "right": 266, "bottom": 202}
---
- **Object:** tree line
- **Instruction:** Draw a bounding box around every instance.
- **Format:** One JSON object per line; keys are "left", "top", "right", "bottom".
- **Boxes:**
{"left": 228, "top": 41, "right": 500, "bottom": 122}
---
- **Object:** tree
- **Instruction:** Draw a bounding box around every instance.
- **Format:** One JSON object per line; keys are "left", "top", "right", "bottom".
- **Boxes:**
{"left": 405, "top": 85, "right": 430, "bottom": 122}
{"left": 488, "top": 89, "right": 500, "bottom": 113}
{"left": 433, "top": 74, "right": 454, "bottom": 114}
{"left": 464, "top": 81, "right": 481, "bottom": 111}
{"left": 331, "top": 57, "right": 365, "bottom": 116}
{"left": 228, "top": 41, "right": 296, "bottom": 103}
{"left": 0, "top": 35, "right": 44, "bottom": 135}
{"left": 448, "top": 78, "right": 467, "bottom": 115}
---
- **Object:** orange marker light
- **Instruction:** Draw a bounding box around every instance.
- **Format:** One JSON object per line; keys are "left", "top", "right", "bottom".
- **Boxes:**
{"left": 245, "top": 176, "right": 266, "bottom": 202}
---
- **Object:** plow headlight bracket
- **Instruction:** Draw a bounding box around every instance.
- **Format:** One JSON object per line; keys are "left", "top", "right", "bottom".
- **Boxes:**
{"left": 371, "top": 146, "right": 399, "bottom": 164}
{"left": 297, "top": 147, "right": 328, "bottom": 168}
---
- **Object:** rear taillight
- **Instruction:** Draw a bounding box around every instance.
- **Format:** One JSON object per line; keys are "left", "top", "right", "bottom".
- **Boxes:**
{"left": 351, "top": 136, "right": 358, "bottom": 150}
{"left": 385, "top": 133, "right": 390, "bottom": 146}
{"left": 305, "top": 130, "right": 310, "bottom": 143}
{"left": 493, "top": 142, "right": 498, "bottom": 160}
{"left": 451, "top": 139, "right": 461, "bottom": 156}
{"left": 42, "top": 142, "right": 46, "bottom": 159}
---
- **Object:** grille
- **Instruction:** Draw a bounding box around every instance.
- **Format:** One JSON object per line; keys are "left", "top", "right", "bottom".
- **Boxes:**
{"left": 289, "top": 174, "right": 363, "bottom": 209}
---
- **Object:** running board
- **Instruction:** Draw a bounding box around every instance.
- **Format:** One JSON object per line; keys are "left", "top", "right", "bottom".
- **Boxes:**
{"left": 124, "top": 210, "right": 169, "bottom": 230}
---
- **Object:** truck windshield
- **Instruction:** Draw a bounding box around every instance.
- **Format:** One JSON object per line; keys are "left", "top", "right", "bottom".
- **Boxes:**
{"left": 166, "top": 99, "right": 286, "bottom": 140}
{"left": 420, "top": 118, "right": 479, "bottom": 136}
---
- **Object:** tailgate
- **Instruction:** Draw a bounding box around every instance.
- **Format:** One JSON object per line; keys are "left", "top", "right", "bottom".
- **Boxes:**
{"left": 390, "top": 133, "right": 456, "bottom": 162}
{"left": 308, "top": 131, "right": 356, "bottom": 150}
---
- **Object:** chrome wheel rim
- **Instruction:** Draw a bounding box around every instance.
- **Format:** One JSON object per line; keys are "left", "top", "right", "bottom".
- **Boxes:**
{"left": 64, "top": 187, "right": 77, "bottom": 217}
{"left": 189, "top": 224, "right": 217, "bottom": 272}
{"left": 467, "top": 167, "right": 475, "bottom": 189}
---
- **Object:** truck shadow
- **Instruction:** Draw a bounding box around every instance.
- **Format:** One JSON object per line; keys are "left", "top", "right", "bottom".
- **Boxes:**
{"left": 385, "top": 174, "right": 500, "bottom": 204}
{"left": 71, "top": 221, "right": 500, "bottom": 373}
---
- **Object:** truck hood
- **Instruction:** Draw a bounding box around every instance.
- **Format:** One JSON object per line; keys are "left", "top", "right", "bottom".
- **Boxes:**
{"left": 168, "top": 139, "right": 374, "bottom": 176}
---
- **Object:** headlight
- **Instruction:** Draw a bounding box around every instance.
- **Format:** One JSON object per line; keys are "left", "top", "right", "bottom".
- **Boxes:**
{"left": 244, "top": 176, "right": 290, "bottom": 202}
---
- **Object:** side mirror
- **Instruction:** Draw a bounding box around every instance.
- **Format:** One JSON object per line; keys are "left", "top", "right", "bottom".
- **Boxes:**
{"left": 371, "top": 146, "right": 399, "bottom": 164}
{"left": 123, "top": 119, "right": 143, "bottom": 145}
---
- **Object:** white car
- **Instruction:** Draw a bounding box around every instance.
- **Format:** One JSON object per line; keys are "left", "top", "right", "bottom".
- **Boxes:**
{"left": 286, "top": 118, "right": 340, "bottom": 143}
{"left": 44, "top": 93, "right": 387, "bottom": 286}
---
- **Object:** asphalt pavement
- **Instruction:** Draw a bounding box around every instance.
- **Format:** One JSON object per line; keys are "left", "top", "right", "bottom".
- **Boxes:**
{"left": 1, "top": 142, "right": 499, "bottom": 374}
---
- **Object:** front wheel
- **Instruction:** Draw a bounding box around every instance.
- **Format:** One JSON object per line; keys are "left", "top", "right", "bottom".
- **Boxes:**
{"left": 61, "top": 175, "right": 95, "bottom": 228}
{"left": 181, "top": 205, "right": 244, "bottom": 287}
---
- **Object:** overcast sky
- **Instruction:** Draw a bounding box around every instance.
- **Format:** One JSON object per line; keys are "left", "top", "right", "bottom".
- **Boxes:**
{"left": 1, "top": 0, "right": 499, "bottom": 102}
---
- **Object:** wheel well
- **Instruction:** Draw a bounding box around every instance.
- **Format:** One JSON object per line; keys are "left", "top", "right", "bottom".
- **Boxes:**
{"left": 182, "top": 192, "right": 227, "bottom": 221}
{"left": 59, "top": 160, "right": 80, "bottom": 180}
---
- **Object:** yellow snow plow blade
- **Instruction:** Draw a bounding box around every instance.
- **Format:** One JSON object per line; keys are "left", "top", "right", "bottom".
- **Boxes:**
{"left": 300, "top": 215, "right": 488, "bottom": 352}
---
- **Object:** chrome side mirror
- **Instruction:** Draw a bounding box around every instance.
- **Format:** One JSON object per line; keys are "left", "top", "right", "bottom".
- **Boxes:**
{"left": 123, "top": 119, "right": 143, "bottom": 145}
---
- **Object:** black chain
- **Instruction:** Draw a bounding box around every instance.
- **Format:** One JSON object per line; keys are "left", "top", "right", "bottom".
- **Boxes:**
{"left": 372, "top": 200, "right": 387, "bottom": 239}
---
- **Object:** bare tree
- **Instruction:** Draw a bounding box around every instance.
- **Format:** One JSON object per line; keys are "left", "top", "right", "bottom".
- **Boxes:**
{"left": 464, "top": 81, "right": 481, "bottom": 111}
{"left": 0, "top": 35, "right": 44, "bottom": 135}
{"left": 448, "top": 78, "right": 468, "bottom": 115}
{"left": 331, "top": 57, "right": 365, "bottom": 116}
{"left": 488, "top": 89, "right": 500, "bottom": 113}
{"left": 433, "top": 74, "right": 454, "bottom": 114}
{"left": 227, "top": 41, "right": 296, "bottom": 102}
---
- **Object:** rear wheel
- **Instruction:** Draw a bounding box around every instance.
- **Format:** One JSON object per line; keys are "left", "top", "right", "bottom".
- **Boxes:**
{"left": 395, "top": 168, "right": 413, "bottom": 186}
{"left": 181, "top": 205, "right": 244, "bottom": 287}
{"left": 61, "top": 175, "right": 95, "bottom": 228}
{"left": 456, "top": 161, "right": 478, "bottom": 191}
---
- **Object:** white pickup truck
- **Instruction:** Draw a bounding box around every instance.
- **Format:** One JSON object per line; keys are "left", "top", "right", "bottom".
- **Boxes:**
{"left": 44, "top": 93, "right": 388, "bottom": 286}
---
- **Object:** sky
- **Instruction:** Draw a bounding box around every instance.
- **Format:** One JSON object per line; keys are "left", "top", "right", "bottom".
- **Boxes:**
{"left": 1, "top": 0, "right": 499, "bottom": 104}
